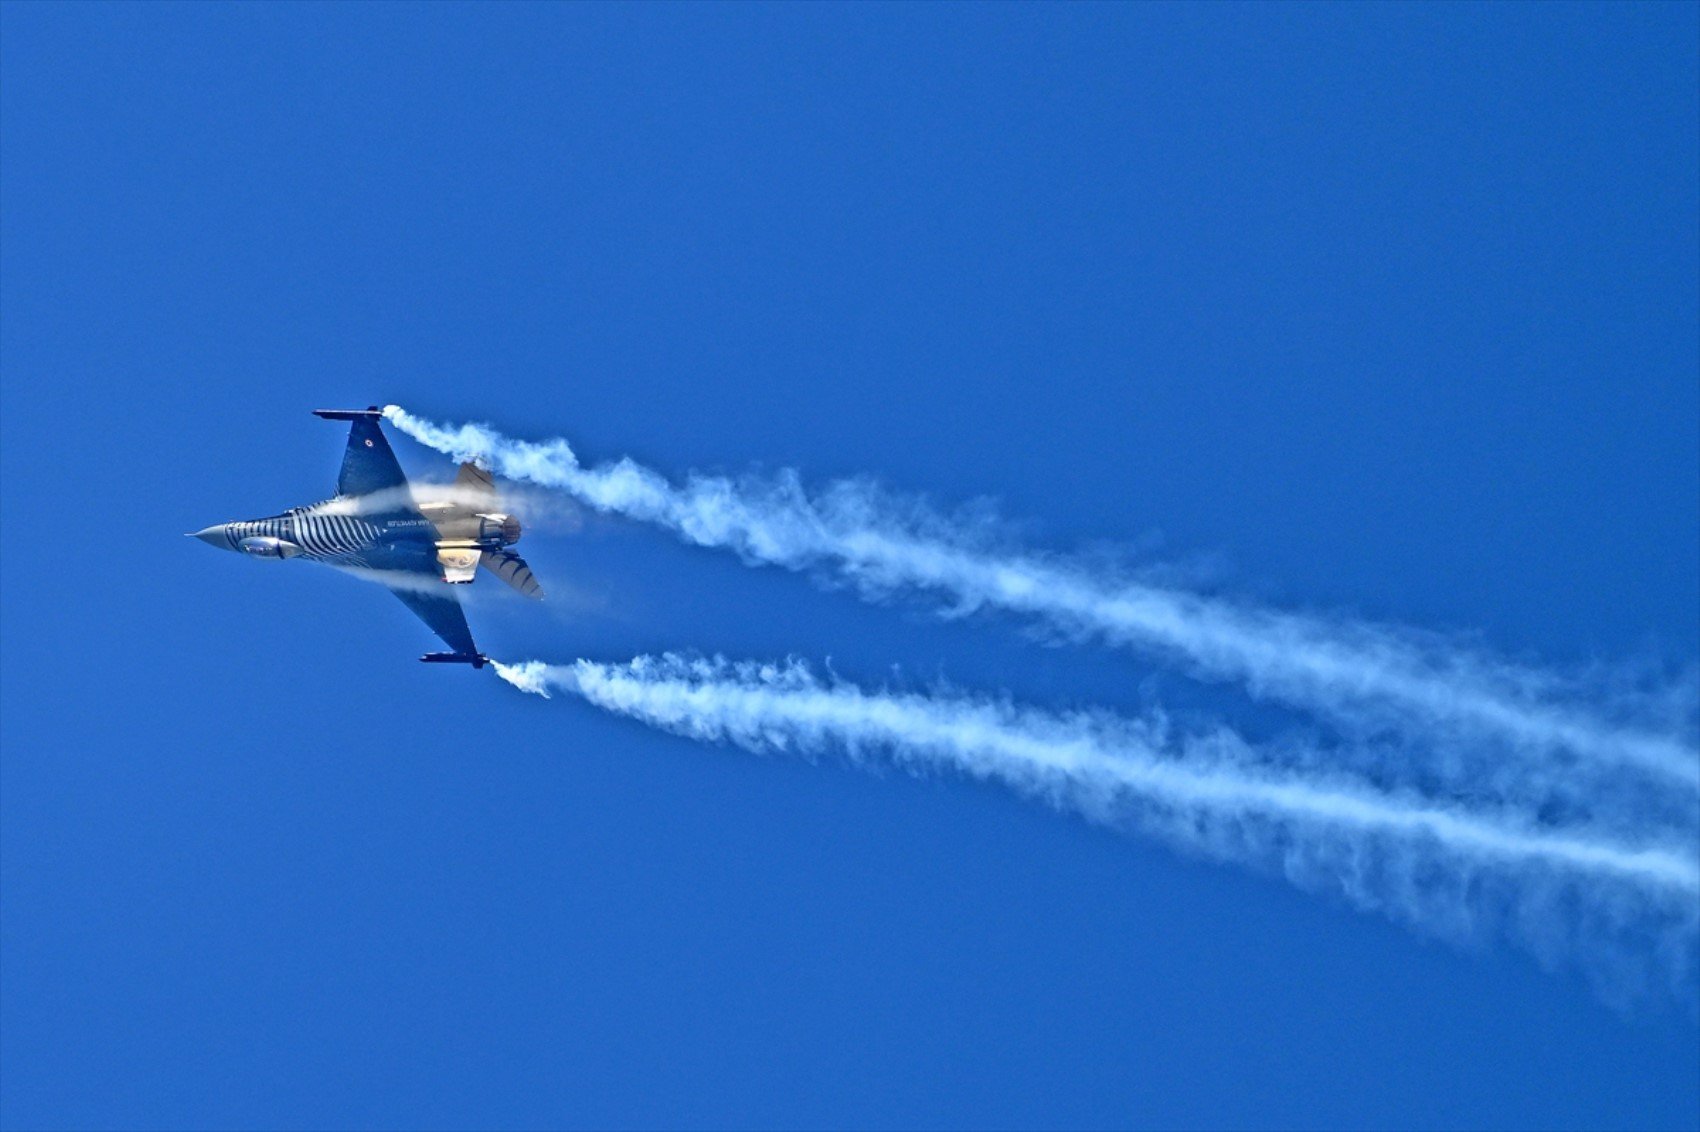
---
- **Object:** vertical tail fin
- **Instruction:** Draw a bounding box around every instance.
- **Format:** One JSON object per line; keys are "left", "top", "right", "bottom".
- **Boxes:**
{"left": 455, "top": 461, "right": 497, "bottom": 502}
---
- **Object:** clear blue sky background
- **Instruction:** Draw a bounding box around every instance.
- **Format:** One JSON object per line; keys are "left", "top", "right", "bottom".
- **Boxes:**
{"left": 3, "top": 4, "right": 1697, "bottom": 1129}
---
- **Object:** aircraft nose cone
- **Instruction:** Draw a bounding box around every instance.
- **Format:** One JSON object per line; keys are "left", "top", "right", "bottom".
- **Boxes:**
{"left": 188, "top": 524, "right": 231, "bottom": 549}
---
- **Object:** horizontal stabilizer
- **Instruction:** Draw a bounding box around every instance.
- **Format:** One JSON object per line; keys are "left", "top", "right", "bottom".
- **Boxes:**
{"left": 420, "top": 652, "right": 489, "bottom": 668}
{"left": 481, "top": 549, "right": 544, "bottom": 599}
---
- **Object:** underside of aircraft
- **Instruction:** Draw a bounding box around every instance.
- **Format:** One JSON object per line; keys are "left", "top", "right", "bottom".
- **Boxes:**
{"left": 189, "top": 407, "right": 541, "bottom": 667}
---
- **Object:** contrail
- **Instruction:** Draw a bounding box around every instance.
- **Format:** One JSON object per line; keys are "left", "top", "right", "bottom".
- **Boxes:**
{"left": 383, "top": 407, "right": 1699, "bottom": 789}
{"left": 493, "top": 653, "right": 1700, "bottom": 994}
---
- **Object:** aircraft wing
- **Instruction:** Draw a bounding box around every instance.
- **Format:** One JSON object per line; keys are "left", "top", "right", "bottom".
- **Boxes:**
{"left": 314, "top": 408, "right": 412, "bottom": 499}
{"left": 390, "top": 585, "right": 480, "bottom": 657}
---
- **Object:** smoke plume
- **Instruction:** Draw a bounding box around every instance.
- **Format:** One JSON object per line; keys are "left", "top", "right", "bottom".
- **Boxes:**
{"left": 384, "top": 407, "right": 1699, "bottom": 794}
{"left": 493, "top": 653, "right": 1700, "bottom": 999}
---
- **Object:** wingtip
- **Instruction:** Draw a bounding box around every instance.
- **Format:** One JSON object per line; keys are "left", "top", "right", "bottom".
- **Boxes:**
{"left": 313, "top": 408, "right": 386, "bottom": 421}
{"left": 420, "top": 651, "right": 490, "bottom": 668}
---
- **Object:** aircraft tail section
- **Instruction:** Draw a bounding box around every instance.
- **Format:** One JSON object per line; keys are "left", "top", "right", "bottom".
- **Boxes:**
{"left": 455, "top": 461, "right": 498, "bottom": 501}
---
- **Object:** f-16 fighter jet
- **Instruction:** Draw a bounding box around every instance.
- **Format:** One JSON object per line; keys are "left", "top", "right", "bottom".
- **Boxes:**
{"left": 188, "top": 408, "right": 541, "bottom": 668}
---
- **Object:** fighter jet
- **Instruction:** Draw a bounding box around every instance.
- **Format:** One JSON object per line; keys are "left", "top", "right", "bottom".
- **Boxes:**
{"left": 188, "top": 408, "right": 541, "bottom": 668}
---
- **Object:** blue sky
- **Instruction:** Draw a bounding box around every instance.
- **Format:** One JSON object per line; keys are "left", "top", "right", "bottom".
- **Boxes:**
{"left": 2, "top": 3, "right": 1697, "bottom": 1129}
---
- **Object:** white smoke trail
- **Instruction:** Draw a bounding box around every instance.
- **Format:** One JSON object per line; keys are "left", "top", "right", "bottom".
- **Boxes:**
{"left": 384, "top": 407, "right": 1699, "bottom": 791}
{"left": 492, "top": 653, "right": 1700, "bottom": 997}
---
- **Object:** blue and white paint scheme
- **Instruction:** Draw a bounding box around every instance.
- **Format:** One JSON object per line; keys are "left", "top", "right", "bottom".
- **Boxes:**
{"left": 189, "top": 408, "right": 542, "bottom": 667}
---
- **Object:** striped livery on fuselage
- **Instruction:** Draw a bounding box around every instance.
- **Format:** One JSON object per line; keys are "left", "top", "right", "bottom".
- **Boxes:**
{"left": 205, "top": 502, "right": 399, "bottom": 567}
{"left": 190, "top": 408, "right": 542, "bottom": 666}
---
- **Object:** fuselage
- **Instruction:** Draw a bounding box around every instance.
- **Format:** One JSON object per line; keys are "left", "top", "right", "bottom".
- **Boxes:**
{"left": 190, "top": 495, "right": 519, "bottom": 579}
